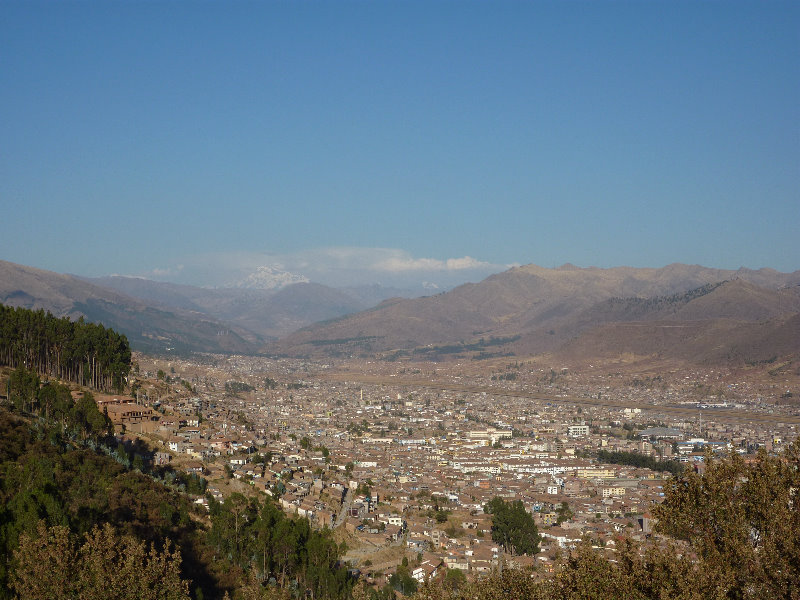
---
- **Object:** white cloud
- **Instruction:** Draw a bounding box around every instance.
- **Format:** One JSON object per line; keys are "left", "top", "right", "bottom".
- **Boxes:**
{"left": 375, "top": 256, "right": 443, "bottom": 272}
{"left": 445, "top": 256, "right": 492, "bottom": 270}
{"left": 374, "top": 254, "right": 493, "bottom": 272}
{"left": 286, "top": 247, "right": 501, "bottom": 273}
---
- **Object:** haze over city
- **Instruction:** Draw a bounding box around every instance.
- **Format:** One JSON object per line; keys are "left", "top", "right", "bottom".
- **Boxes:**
{"left": 2, "top": 1, "right": 798, "bottom": 290}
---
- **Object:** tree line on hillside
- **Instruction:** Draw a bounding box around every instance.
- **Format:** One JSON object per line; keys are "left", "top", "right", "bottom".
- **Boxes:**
{"left": 605, "top": 282, "right": 724, "bottom": 311}
{"left": 6, "top": 370, "right": 111, "bottom": 438}
{"left": 0, "top": 404, "right": 207, "bottom": 600}
{"left": 0, "top": 304, "right": 131, "bottom": 392}
{"left": 0, "top": 400, "right": 354, "bottom": 600}
{"left": 206, "top": 493, "right": 353, "bottom": 599}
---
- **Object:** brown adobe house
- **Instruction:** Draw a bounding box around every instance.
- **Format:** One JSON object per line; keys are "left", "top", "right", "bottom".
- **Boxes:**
{"left": 468, "top": 544, "right": 498, "bottom": 574}
{"left": 87, "top": 392, "right": 159, "bottom": 433}
{"left": 444, "top": 552, "right": 469, "bottom": 571}
{"left": 384, "top": 523, "right": 403, "bottom": 543}
{"left": 105, "top": 403, "right": 159, "bottom": 433}
{"left": 183, "top": 461, "right": 204, "bottom": 475}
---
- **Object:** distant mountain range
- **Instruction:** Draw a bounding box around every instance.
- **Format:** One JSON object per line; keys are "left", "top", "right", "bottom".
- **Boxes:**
{"left": 2, "top": 259, "right": 799, "bottom": 365}
{"left": 0, "top": 260, "right": 261, "bottom": 355}
{"left": 83, "top": 275, "right": 414, "bottom": 341}
{"left": 0, "top": 260, "right": 411, "bottom": 354}
{"left": 269, "top": 263, "right": 800, "bottom": 365}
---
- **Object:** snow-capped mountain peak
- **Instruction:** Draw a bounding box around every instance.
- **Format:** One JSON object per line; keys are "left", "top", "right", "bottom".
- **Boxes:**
{"left": 235, "top": 266, "right": 309, "bottom": 290}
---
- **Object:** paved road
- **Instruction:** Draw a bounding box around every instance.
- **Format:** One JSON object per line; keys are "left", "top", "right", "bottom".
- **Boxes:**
{"left": 334, "top": 485, "right": 354, "bottom": 528}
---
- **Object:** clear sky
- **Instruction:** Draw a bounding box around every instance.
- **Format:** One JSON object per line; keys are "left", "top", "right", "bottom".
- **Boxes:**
{"left": 1, "top": 1, "right": 798, "bottom": 288}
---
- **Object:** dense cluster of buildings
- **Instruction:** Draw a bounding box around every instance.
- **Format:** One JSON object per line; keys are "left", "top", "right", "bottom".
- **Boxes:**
{"left": 103, "top": 353, "right": 798, "bottom": 582}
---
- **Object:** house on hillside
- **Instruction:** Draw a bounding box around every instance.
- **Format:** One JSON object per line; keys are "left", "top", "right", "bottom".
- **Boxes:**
{"left": 412, "top": 556, "right": 443, "bottom": 583}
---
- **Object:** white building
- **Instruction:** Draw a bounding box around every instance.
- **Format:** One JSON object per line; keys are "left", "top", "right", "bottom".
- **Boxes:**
{"left": 567, "top": 424, "right": 589, "bottom": 437}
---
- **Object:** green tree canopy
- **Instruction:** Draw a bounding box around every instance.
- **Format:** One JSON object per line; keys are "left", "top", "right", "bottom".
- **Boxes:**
{"left": 8, "top": 366, "right": 39, "bottom": 412}
{"left": 653, "top": 441, "right": 800, "bottom": 598}
{"left": 483, "top": 497, "right": 540, "bottom": 556}
{"left": 0, "top": 305, "right": 131, "bottom": 392}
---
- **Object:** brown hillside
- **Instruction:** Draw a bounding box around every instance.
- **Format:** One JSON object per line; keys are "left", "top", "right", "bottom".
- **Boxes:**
{"left": 268, "top": 263, "right": 800, "bottom": 359}
{"left": 0, "top": 260, "right": 260, "bottom": 354}
{"left": 554, "top": 313, "right": 800, "bottom": 365}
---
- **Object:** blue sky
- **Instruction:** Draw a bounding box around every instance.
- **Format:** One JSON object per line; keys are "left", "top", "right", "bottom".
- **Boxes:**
{"left": 1, "top": 1, "right": 798, "bottom": 288}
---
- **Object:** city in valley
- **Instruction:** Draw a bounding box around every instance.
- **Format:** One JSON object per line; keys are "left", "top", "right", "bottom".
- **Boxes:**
{"left": 108, "top": 351, "right": 799, "bottom": 585}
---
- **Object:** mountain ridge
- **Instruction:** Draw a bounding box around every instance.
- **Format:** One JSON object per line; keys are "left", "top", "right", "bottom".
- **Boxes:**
{"left": 0, "top": 260, "right": 260, "bottom": 355}
{"left": 269, "top": 263, "right": 800, "bottom": 363}
{"left": 4, "top": 259, "right": 799, "bottom": 365}
{"left": 85, "top": 276, "right": 395, "bottom": 340}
